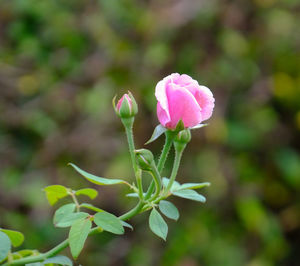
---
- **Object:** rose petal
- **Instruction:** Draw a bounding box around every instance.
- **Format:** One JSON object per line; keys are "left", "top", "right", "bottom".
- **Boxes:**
{"left": 186, "top": 84, "right": 215, "bottom": 122}
{"left": 155, "top": 79, "right": 171, "bottom": 122}
{"left": 156, "top": 103, "right": 170, "bottom": 127}
{"left": 166, "top": 82, "right": 202, "bottom": 128}
{"left": 176, "top": 74, "right": 194, "bottom": 85}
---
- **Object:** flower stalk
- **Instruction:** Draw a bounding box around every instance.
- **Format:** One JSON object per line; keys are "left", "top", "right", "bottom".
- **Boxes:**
{"left": 122, "top": 117, "right": 144, "bottom": 199}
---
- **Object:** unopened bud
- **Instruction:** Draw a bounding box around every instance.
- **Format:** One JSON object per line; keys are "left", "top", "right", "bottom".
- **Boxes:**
{"left": 174, "top": 129, "right": 191, "bottom": 145}
{"left": 113, "top": 92, "right": 138, "bottom": 119}
{"left": 135, "top": 149, "right": 154, "bottom": 171}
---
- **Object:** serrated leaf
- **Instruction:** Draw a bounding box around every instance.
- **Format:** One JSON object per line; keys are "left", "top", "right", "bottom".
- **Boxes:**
{"left": 53, "top": 204, "right": 76, "bottom": 226}
{"left": 0, "top": 229, "right": 24, "bottom": 247}
{"left": 94, "top": 212, "right": 124, "bottom": 235}
{"left": 145, "top": 124, "right": 167, "bottom": 145}
{"left": 179, "top": 182, "right": 210, "bottom": 190}
{"left": 80, "top": 203, "right": 103, "bottom": 213}
{"left": 149, "top": 209, "right": 168, "bottom": 240}
{"left": 121, "top": 221, "right": 133, "bottom": 231}
{"left": 172, "top": 189, "right": 206, "bottom": 202}
{"left": 44, "top": 185, "right": 69, "bottom": 206}
{"left": 190, "top": 123, "right": 208, "bottom": 130}
{"left": 69, "top": 163, "right": 126, "bottom": 186}
{"left": 44, "top": 255, "right": 73, "bottom": 266}
{"left": 159, "top": 201, "right": 179, "bottom": 221}
{"left": 69, "top": 218, "right": 91, "bottom": 259}
{"left": 0, "top": 231, "right": 11, "bottom": 262}
{"left": 56, "top": 212, "right": 89, "bottom": 228}
{"left": 162, "top": 177, "right": 181, "bottom": 191}
{"left": 75, "top": 188, "right": 98, "bottom": 199}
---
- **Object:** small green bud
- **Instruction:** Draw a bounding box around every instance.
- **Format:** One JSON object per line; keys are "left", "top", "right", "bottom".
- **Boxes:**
{"left": 135, "top": 149, "right": 154, "bottom": 171}
{"left": 174, "top": 129, "right": 191, "bottom": 145}
{"left": 113, "top": 91, "right": 138, "bottom": 119}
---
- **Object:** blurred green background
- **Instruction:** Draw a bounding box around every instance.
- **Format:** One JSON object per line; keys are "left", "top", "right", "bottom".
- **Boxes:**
{"left": 0, "top": 0, "right": 300, "bottom": 265}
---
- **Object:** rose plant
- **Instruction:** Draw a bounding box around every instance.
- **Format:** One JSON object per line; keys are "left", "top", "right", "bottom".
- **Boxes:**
{"left": 0, "top": 73, "right": 214, "bottom": 266}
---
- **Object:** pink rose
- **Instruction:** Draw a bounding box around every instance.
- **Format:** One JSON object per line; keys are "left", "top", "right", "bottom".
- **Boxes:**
{"left": 155, "top": 73, "right": 215, "bottom": 129}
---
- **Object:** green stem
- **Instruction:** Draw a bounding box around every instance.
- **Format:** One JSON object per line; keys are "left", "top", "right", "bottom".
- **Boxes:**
{"left": 4, "top": 239, "right": 68, "bottom": 266}
{"left": 70, "top": 192, "right": 80, "bottom": 212}
{"left": 157, "top": 130, "right": 175, "bottom": 173}
{"left": 135, "top": 169, "right": 143, "bottom": 199}
{"left": 119, "top": 201, "right": 144, "bottom": 221}
{"left": 123, "top": 118, "right": 138, "bottom": 173}
{"left": 148, "top": 164, "right": 162, "bottom": 201}
{"left": 123, "top": 118, "right": 144, "bottom": 199}
{"left": 161, "top": 141, "right": 186, "bottom": 199}
{"left": 144, "top": 130, "right": 175, "bottom": 200}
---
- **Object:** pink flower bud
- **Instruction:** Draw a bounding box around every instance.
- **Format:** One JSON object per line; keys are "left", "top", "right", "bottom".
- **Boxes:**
{"left": 114, "top": 92, "right": 138, "bottom": 119}
{"left": 155, "top": 73, "right": 215, "bottom": 129}
{"left": 117, "top": 94, "right": 131, "bottom": 111}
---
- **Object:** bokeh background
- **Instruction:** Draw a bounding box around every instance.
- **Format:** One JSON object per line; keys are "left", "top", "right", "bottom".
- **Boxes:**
{"left": 0, "top": 0, "right": 300, "bottom": 265}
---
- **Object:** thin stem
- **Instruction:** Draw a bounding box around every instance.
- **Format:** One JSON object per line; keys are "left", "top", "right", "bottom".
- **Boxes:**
{"left": 5, "top": 253, "right": 45, "bottom": 265}
{"left": 123, "top": 118, "right": 144, "bottom": 199}
{"left": 70, "top": 191, "right": 80, "bottom": 212}
{"left": 135, "top": 169, "right": 143, "bottom": 199}
{"left": 144, "top": 131, "right": 175, "bottom": 200}
{"left": 119, "top": 201, "right": 144, "bottom": 221}
{"left": 124, "top": 119, "right": 138, "bottom": 173}
{"left": 147, "top": 164, "right": 162, "bottom": 201}
{"left": 160, "top": 142, "right": 186, "bottom": 199}
{"left": 157, "top": 130, "right": 175, "bottom": 173}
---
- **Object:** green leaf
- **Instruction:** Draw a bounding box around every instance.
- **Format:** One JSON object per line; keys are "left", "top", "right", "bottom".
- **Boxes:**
{"left": 44, "top": 255, "right": 73, "bottom": 266}
{"left": 179, "top": 182, "right": 210, "bottom": 190}
{"left": 56, "top": 212, "right": 89, "bottom": 228}
{"left": 80, "top": 203, "right": 104, "bottom": 213}
{"left": 94, "top": 212, "right": 124, "bottom": 235}
{"left": 0, "top": 229, "right": 24, "bottom": 247}
{"left": 25, "top": 263, "right": 43, "bottom": 266}
{"left": 145, "top": 124, "right": 167, "bottom": 145}
{"left": 162, "top": 178, "right": 210, "bottom": 192}
{"left": 149, "top": 208, "right": 168, "bottom": 241}
{"left": 126, "top": 193, "right": 139, "bottom": 198}
{"left": 159, "top": 201, "right": 179, "bottom": 221}
{"left": 121, "top": 221, "right": 133, "bottom": 231}
{"left": 172, "top": 189, "right": 206, "bottom": 202}
{"left": 69, "top": 163, "right": 126, "bottom": 186}
{"left": 53, "top": 204, "right": 76, "bottom": 227}
{"left": 162, "top": 177, "right": 181, "bottom": 191}
{"left": 44, "top": 185, "right": 69, "bottom": 206}
{"left": 0, "top": 231, "right": 11, "bottom": 262}
{"left": 190, "top": 123, "right": 208, "bottom": 130}
{"left": 75, "top": 188, "right": 98, "bottom": 199}
{"left": 69, "top": 218, "right": 91, "bottom": 259}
